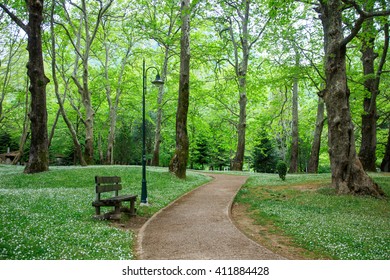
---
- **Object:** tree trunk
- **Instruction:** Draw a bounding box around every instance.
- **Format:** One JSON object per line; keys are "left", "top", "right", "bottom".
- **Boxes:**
{"left": 106, "top": 104, "right": 116, "bottom": 165}
{"left": 48, "top": 108, "right": 61, "bottom": 148}
{"left": 98, "top": 133, "right": 104, "bottom": 164}
{"left": 0, "top": 30, "right": 21, "bottom": 124}
{"left": 230, "top": 1, "right": 251, "bottom": 171}
{"left": 289, "top": 58, "right": 299, "bottom": 173}
{"left": 169, "top": 0, "right": 191, "bottom": 179}
{"left": 103, "top": 30, "right": 114, "bottom": 165}
{"left": 381, "top": 126, "right": 390, "bottom": 172}
{"left": 308, "top": 97, "right": 325, "bottom": 173}
{"left": 358, "top": 6, "right": 377, "bottom": 172}
{"left": 63, "top": 0, "right": 113, "bottom": 165}
{"left": 50, "top": 2, "right": 86, "bottom": 166}
{"left": 82, "top": 60, "right": 95, "bottom": 165}
{"left": 22, "top": 0, "right": 50, "bottom": 173}
{"left": 102, "top": 23, "right": 131, "bottom": 165}
{"left": 104, "top": 41, "right": 130, "bottom": 165}
{"left": 318, "top": 0, "right": 384, "bottom": 197}
{"left": 231, "top": 76, "right": 247, "bottom": 171}
{"left": 152, "top": 48, "right": 169, "bottom": 166}
{"left": 358, "top": 4, "right": 389, "bottom": 171}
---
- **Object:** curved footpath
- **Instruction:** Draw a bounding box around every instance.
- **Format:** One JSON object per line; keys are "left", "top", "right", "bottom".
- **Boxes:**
{"left": 136, "top": 173, "right": 285, "bottom": 260}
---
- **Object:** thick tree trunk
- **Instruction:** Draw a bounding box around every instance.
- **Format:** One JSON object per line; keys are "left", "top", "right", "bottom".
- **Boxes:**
{"left": 230, "top": 1, "right": 251, "bottom": 172}
{"left": 318, "top": 0, "right": 384, "bottom": 197}
{"left": 308, "top": 97, "right": 325, "bottom": 173}
{"left": 152, "top": 48, "right": 169, "bottom": 166}
{"left": 289, "top": 72, "right": 299, "bottom": 173}
{"left": 231, "top": 76, "right": 247, "bottom": 171}
{"left": 24, "top": 0, "right": 50, "bottom": 173}
{"left": 169, "top": 0, "right": 190, "bottom": 179}
{"left": 381, "top": 127, "right": 390, "bottom": 172}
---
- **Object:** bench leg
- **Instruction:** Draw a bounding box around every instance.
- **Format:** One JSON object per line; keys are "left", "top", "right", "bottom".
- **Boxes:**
{"left": 129, "top": 200, "right": 136, "bottom": 216}
{"left": 120, "top": 200, "right": 137, "bottom": 216}
{"left": 111, "top": 204, "right": 122, "bottom": 220}
{"left": 95, "top": 206, "right": 101, "bottom": 216}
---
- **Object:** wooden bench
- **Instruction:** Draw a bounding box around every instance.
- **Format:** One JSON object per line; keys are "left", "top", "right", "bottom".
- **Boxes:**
{"left": 92, "top": 176, "right": 137, "bottom": 220}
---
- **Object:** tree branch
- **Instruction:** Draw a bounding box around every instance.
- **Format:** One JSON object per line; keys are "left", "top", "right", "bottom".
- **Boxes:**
{"left": 341, "top": 0, "right": 390, "bottom": 47}
{"left": 0, "top": 3, "right": 29, "bottom": 34}
{"left": 55, "top": 21, "right": 84, "bottom": 61}
{"left": 376, "top": 22, "right": 389, "bottom": 79}
{"left": 249, "top": 17, "right": 271, "bottom": 50}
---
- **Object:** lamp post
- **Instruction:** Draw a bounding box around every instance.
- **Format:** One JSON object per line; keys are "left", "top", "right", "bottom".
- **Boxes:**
{"left": 141, "top": 58, "right": 164, "bottom": 206}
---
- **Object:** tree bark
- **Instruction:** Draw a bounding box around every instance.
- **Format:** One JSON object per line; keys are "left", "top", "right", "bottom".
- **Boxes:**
{"left": 318, "top": 0, "right": 384, "bottom": 197}
{"left": 25, "top": 0, "right": 50, "bottom": 173}
{"left": 308, "top": 97, "right": 325, "bottom": 173}
{"left": 231, "top": 75, "right": 247, "bottom": 171}
{"left": 169, "top": 0, "right": 191, "bottom": 179}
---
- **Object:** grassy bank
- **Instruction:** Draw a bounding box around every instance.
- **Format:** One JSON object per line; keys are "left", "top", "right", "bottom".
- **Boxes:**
{"left": 0, "top": 165, "right": 210, "bottom": 260}
{"left": 235, "top": 173, "right": 390, "bottom": 260}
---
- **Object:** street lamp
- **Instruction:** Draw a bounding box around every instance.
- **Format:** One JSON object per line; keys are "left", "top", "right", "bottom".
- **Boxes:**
{"left": 141, "top": 58, "right": 164, "bottom": 206}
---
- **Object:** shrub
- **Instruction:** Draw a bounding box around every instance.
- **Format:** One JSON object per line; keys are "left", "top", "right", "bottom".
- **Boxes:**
{"left": 276, "top": 160, "right": 287, "bottom": 180}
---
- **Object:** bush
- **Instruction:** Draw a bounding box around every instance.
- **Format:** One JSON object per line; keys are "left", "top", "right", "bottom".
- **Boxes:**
{"left": 276, "top": 160, "right": 287, "bottom": 181}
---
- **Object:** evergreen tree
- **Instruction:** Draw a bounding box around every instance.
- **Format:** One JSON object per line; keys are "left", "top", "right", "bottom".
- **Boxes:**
{"left": 251, "top": 133, "right": 278, "bottom": 173}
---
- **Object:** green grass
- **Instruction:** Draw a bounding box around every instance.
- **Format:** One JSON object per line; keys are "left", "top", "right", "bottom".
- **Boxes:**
{"left": 235, "top": 173, "right": 390, "bottom": 260}
{"left": 0, "top": 165, "right": 210, "bottom": 260}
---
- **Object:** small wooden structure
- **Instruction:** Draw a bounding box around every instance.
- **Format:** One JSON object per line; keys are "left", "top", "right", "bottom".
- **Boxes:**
{"left": 92, "top": 176, "right": 137, "bottom": 220}
{"left": 0, "top": 151, "right": 19, "bottom": 164}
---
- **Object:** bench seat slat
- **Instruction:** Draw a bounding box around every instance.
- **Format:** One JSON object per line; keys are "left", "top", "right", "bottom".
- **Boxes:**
{"left": 92, "top": 195, "right": 137, "bottom": 206}
{"left": 103, "top": 194, "right": 137, "bottom": 202}
{"left": 107, "top": 194, "right": 137, "bottom": 201}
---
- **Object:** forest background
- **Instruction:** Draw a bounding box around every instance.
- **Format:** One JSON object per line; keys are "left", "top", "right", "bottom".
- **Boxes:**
{"left": 1, "top": 0, "right": 390, "bottom": 178}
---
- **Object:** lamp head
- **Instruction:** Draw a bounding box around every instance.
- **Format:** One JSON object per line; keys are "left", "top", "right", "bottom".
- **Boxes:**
{"left": 151, "top": 74, "right": 164, "bottom": 86}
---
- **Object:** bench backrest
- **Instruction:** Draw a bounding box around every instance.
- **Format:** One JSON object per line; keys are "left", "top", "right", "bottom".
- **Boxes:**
{"left": 95, "top": 176, "right": 122, "bottom": 200}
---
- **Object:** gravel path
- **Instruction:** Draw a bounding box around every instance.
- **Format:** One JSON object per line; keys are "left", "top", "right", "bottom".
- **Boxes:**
{"left": 136, "top": 173, "right": 285, "bottom": 260}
